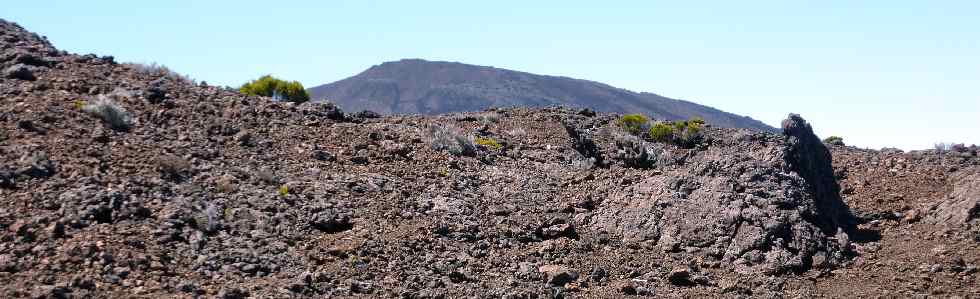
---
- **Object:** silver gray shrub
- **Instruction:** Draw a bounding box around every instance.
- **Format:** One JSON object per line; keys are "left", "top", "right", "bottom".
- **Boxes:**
{"left": 82, "top": 92, "right": 133, "bottom": 131}
{"left": 428, "top": 124, "right": 476, "bottom": 156}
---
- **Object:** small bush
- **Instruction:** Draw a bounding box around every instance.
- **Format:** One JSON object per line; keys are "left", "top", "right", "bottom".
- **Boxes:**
{"left": 673, "top": 120, "right": 688, "bottom": 133}
{"left": 475, "top": 137, "right": 503, "bottom": 150}
{"left": 680, "top": 120, "right": 703, "bottom": 141}
{"left": 823, "top": 136, "right": 845, "bottom": 146}
{"left": 649, "top": 123, "right": 674, "bottom": 142}
{"left": 505, "top": 128, "right": 527, "bottom": 136}
{"left": 240, "top": 75, "right": 310, "bottom": 103}
{"left": 215, "top": 175, "right": 237, "bottom": 193}
{"left": 455, "top": 112, "right": 500, "bottom": 124}
{"left": 82, "top": 95, "right": 133, "bottom": 131}
{"left": 126, "top": 62, "right": 192, "bottom": 83}
{"left": 688, "top": 117, "right": 706, "bottom": 126}
{"left": 646, "top": 117, "right": 704, "bottom": 147}
{"left": 278, "top": 185, "right": 290, "bottom": 197}
{"left": 618, "top": 114, "right": 649, "bottom": 135}
{"left": 429, "top": 125, "right": 476, "bottom": 156}
{"left": 156, "top": 155, "right": 191, "bottom": 180}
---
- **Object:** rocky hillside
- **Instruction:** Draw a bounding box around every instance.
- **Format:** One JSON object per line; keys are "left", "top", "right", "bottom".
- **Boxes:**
{"left": 308, "top": 59, "right": 775, "bottom": 132}
{"left": 2, "top": 19, "right": 979, "bottom": 298}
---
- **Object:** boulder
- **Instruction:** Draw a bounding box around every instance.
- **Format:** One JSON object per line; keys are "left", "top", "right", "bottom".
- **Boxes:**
{"left": 928, "top": 168, "right": 980, "bottom": 228}
{"left": 591, "top": 114, "right": 854, "bottom": 274}
{"left": 3, "top": 63, "right": 35, "bottom": 80}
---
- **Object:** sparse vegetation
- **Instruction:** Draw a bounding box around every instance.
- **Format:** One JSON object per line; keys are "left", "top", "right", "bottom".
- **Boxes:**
{"left": 240, "top": 75, "right": 310, "bottom": 103}
{"left": 475, "top": 137, "right": 503, "bottom": 150}
{"left": 645, "top": 117, "right": 704, "bottom": 147}
{"left": 688, "top": 117, "right": 706, "bottom": 126}
{"left": 677, "top": 119, "right": 703, "bottom": 145}
{"left": 649, "top": 123, "right": 674, "bottom": 142}
{"left": 823, "top": 136, "right": 845, "bottom": 146}
{"left": 428, "top": 124, "right": 477, "bottom": 156}
{"left": 126, "top": 62, "right": 192, "bottom": 83}
{"left": 456, "top": 112, "right": 500, "bottom": 124}
{"left": 215, "top": 175, "right": 237, "bottom": 193}
{"left": 82, "top": 94, "right": 133, "bottom": 131}
{"left": 505, "top": 128, "right": 527, "bottom": 136}
{"left": 618, "top": 114, "right": 649, "bottom": 135}
{"left": 156, "top": 155, "right": 191, "bottom": 181}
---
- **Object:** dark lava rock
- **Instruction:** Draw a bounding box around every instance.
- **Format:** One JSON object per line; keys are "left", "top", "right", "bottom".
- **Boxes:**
{"left": 591, "top": 114, "right": 856, "bottom": 275}
{"left": 354, "top": 110, "right": 381, "bottom": 119}
{"left": 3, "top": 64, "right": 35, "bottom": 80}
{"left": 17, "top": 151, "right": 55, "bottom": 179}
{"left": 563, "top": 118, "right": 604, "bottom": 167}
{"left": 0, "top": 169, "right": 15, "bottom": 188}
{"left": 538, "top": 265, "right": 578, "bottom": 286}
{"left": 310, "top": 210, "right": 352, "bottom": 233}
{"left": 782, "top": 113, "right": 856, "bottom": 233}
{"left": 668, "top": 267, "right": 694, "bottom": 286}
{"left": 144, "top": 79, "right": 167, "bottom": 103}
{"left": 217, "top": 287, "right": 249, "bottom": 299}
{"left": 312, "top": 149, "right": 335, "bottom": 161}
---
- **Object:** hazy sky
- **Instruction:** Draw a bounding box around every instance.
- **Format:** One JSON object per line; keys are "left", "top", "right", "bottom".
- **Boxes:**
{"left": 6, "top": 1, "right": 979, "bottom": 150}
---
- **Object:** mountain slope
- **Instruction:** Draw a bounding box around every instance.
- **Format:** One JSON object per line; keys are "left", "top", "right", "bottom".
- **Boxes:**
{"left": 309, "top": 59, "right": 775, "bottom": 131}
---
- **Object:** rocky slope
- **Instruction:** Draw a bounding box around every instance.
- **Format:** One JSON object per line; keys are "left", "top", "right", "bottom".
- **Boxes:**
{"left": 308, "top": 59, "right": 776, "bottom": 132}
{"left": 2, "top": 19, "right": 979, "bottom": 298}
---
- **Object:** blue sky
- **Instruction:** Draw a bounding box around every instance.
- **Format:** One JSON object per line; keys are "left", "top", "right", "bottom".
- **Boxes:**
{"left": 6, "top": 1, "right": 979, "bottom": 150}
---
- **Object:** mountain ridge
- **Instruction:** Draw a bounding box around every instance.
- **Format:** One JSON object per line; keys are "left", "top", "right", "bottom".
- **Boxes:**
{"left": 309, "top": 58, "right": 776, "bottom": 132}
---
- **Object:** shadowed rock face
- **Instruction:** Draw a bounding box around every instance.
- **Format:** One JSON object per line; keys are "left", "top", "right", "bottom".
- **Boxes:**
{"left": 782, "top": 113, "right": 856, "bottom": 234}
{"left": 308, "top": 59, "right": 777, "bottom": 132}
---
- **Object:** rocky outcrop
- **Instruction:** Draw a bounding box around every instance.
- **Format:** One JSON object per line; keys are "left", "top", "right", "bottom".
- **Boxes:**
{"left": 782, "top": 113, "right": 856, "bottom": 234}
{"left": 590, "top": 115, "right": 854, "bottom": 274}
{"left": 928, "top": 168, "right": 980, "bottom": 230}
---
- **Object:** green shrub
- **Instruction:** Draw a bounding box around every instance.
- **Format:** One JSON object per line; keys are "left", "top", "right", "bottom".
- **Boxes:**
{"left": 672, "top": 120, "right": 688, "bottom": 133}
{"left": 647, "top": 117, "right": 705, "bottom": 147}
{"left": 240, "top": 75, "right": 310, "bottom": 103}
{"left": 649, "top": 123, "right": 674, "bottom": 142}
{"left": 676, "top": 118, "right": 704, "bottom": 147}
{"left": 618, "top": 114, "right": 649, "bottom": 135}
{"left": 475, "top": 137, "right": 502, "bottom": 150}
{"left": 688, "top": 117, "right": 706, "bottom": 126}
{"left": 684, "top": 119, "right": 702, "bottom": 137}
{"left": 823, "top": 136, "right": 845, "bottom": 146}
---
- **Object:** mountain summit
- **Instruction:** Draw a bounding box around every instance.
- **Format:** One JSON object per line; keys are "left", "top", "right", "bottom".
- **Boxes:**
{"left": 308, "top": 59, "right": 775, "bottom": 131}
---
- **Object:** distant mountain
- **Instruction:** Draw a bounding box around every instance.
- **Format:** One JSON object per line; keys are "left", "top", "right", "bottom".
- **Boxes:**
{"left": 308, "top": 59, "right": 775, "bottom": 131}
